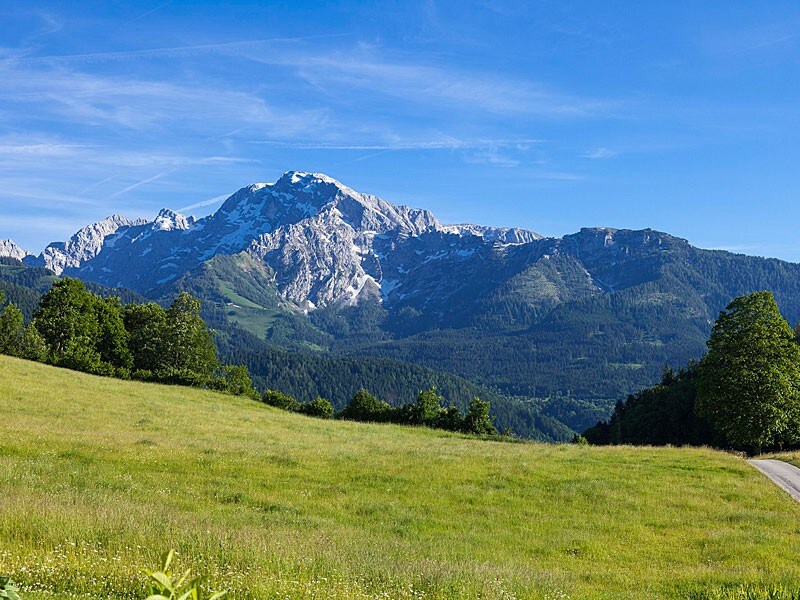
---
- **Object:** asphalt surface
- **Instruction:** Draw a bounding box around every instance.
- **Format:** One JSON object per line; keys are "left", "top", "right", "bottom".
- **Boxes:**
{"left": 750, "top": 459, "right": 800, "bottom": 503}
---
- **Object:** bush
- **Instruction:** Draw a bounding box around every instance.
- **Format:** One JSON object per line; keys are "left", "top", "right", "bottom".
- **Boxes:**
{"left": 262, "top": 389, "right": 300, "bottom": 411}
{"left": 211, "top": 365, "right": 260, "bottom": 399}
{"left": 299, "top": 397, "right": 334, "bottom": 419}
{"left": 463, "top": 397, "right": 498, "bottom": 436}
{"left": 409, "top": 388, "right": 443, "bottom": 426}
{"left": 435, "top": 406, "right": 465, "bottom": 432}
{"left": 132, "top": 369, "right": 154, "bottom": 382}
{"left": 338, "top": 389, "right": 391, "bottom": 422}
{"left": 154, "top": 368, "right": 213, "bottom": 388}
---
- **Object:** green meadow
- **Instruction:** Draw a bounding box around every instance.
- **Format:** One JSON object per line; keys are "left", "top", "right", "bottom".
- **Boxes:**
{"left": 1, "top": 355, "right": 800, "bottom": 599}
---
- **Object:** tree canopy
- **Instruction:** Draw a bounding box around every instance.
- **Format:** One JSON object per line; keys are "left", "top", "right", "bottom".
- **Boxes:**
{"left": 696, "top": 291, "right": 800, "bottom": 452}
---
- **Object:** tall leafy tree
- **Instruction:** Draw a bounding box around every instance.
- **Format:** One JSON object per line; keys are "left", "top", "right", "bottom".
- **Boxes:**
{"left": 33, "top": 278, "right": 100, "bottom": 362}
{"left": 123, "top": 302, "right": 169, "bottom": 373}
{"left": 95, "top": 296, "right": 133, "bottom": 371}
{"left": 164, "top": 292, "right": 218, "bottom": 377}
{"left": 0, "top": 302, "right": 24, "bottom": 356}
{"left": 696, "top": 291, "right": 800, "bottom": 452}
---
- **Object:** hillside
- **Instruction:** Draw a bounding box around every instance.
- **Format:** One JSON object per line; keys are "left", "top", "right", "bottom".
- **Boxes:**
{"left": 0, "top": 257, "right": 570, "bottom": 440}
{"left": 2, "top": 356, "right": 800, "bottom": 599}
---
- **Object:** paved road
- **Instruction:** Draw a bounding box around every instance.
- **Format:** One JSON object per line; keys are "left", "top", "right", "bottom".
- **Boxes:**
{"left": 750, "top": 459, "right": 800, "bottom": 502}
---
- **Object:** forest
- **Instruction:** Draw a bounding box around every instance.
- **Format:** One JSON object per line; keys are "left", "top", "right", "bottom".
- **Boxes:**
{"left": 584, "top": 291, "right": 800, "bottom": 453}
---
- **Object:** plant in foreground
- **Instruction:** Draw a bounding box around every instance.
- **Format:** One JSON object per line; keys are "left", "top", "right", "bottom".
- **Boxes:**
{"left": 145, "top": 550, "right": 227, "bottom": 600}
{"left": 0, "top": 577, "right": 21, "bottom": 600}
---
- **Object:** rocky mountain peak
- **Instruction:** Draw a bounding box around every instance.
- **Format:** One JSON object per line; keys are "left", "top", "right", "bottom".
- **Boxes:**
{"left": 153, "top": 208, "right": 194, "bottom": 231}
{"left": 37, "top": 214, "right": 141, "bottom": 275}
{"left": 0, "top": 239, "right": 31, "bottom": 261}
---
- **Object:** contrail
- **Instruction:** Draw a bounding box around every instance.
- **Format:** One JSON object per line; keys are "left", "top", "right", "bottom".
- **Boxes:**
{"left": 105, "top": 171, "right": 173, "bottom": 200}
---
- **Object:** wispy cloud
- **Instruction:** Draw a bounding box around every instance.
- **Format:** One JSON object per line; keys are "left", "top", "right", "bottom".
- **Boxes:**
{"left": 248, "top": 138, "right": 543, "bottom": 151}
{"left": 7, "top": 35, "right": 353, "bottom": 66}
{"left": 699, "top": 20, "right": 800, "bottom": 57}
{"left": 246, "top": 50, "right": 618, "bottom": 117}
{"left": 583, "top": 147, "right": 617, "bottom": 159}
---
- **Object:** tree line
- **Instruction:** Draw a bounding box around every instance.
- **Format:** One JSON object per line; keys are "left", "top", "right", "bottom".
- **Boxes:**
{"left": 262, "top": 386, "right": 498, "bottom": 436}
{"left": 0, "top": 278, "right": 502, "bottom": 437}
{"left": 584, "top": 291, "right": 800, "bottom": 454}
{"left": 0, "top": 278, "right": 256, "bottom": 396}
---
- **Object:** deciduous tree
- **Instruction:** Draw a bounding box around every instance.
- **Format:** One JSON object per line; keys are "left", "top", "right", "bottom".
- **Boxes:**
{"left": 697, "top": 291, "right": 800, "bottom": 452}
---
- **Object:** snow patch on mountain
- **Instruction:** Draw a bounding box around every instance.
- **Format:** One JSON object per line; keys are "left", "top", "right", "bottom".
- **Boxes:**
{"left": 443, "top": 224, "right": 542, "bottom": 244}
{"left": 153, "top": 209, "right": 195, "bottom": 232}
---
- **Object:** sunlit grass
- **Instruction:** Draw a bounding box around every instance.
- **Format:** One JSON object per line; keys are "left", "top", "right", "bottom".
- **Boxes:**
{"left": 2, "top": 355, "right": 800, "bottom": 599}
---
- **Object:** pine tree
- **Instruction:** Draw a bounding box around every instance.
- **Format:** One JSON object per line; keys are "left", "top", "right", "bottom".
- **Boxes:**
{"left": 697, "top": 291, "right": 800, "bottom": 452}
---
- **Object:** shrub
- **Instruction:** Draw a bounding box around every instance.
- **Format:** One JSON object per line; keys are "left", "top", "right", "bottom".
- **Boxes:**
{"left": 299, "top": 397, "right": 334, "bottom": 419}
{"left": 435, "top": 405, "right": 465, "bottom": 432}
{"left": 132, "top": 369, "right": 154, "bottom": 382}
{"left": 262, "top": 389, "right": 300, "bottom": 411}
{"left": 338, "top": 389, "right": 391, "bottom": 422}
{"left": 409, "top": 388, "right": 443, "bottom": 426}
{"left": 463, "top": 397, "right": 498, "bottom": 436}
{"left": 154, "top": 368, "right": 213, "bottom": 388}
{"left": 211, "top": 365, "right": 260, "bottom": 399}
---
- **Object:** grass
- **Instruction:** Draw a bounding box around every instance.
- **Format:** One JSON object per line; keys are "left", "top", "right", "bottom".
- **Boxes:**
{"left": 2, "top": 355, "right": 800, "bottom": 599}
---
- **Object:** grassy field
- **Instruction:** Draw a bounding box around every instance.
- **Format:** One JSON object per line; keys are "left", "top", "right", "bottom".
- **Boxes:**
{"left": 2, "top": 355, "right": 800, "bottom": 599}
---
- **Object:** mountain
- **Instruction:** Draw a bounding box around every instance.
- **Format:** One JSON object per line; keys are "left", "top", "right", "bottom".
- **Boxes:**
{"left": 12, "top": 171, "right": 800, "bottom": 433}
{"left": 0, "top": 240, "right": 31, "bottom": 261}
{"left": 23, "top": 215, "right": 149, "bottom": 275}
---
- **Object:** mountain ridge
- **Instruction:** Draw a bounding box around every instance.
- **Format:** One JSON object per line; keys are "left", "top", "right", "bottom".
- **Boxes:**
{"left": 5, "top": 171, "right": 800, "bottom": 432}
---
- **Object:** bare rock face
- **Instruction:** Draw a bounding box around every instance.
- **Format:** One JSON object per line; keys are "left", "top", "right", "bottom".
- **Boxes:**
{"left": 246, "top": 173, "right": 441, "bottom": 307}
{"left": 23, "top": 171, "right": 548, "bottom": 309}
{"left": 35, "top": 215, "right": 147, "bottom": 275}
{"left": 0, "top": 239, "right": 31, "bottom": 261}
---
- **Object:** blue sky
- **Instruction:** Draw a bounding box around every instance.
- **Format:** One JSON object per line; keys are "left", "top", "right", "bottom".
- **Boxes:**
{"left": 1, "top": 1, "right": 799, "bottom": 260}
